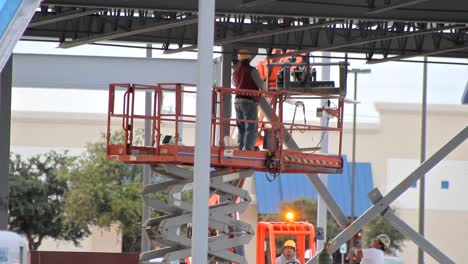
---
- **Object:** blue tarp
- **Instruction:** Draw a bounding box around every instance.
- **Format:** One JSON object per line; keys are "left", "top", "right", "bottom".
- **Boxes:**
{"left": 0, "top": 0, "right": 22, "bottom": 38}
{"left": 255, "top": 156, "right": 373, "bottom": 216}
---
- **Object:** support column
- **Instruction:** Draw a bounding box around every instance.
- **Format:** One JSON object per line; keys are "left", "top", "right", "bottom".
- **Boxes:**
{"left": 192, "top": 1, "right": 215, "bottom": 263}
{"left": 221, "top": 45, "right": 233, "bottom": 138}
{"left": 317, "top": 52, "right": 330, "bottom": 251}
{"left": 418, "top": 56, "right": 428, "bottom": 264}
{"left": 141, "top": 44, "right": 153, "bottom": 253}
{"left": 0, "top": 56, "right": 12, "bottom": 230}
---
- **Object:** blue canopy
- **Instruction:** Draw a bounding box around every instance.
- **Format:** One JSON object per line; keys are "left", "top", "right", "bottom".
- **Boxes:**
{"left": 255, "top": 156, "right": 373, "bottom": 216}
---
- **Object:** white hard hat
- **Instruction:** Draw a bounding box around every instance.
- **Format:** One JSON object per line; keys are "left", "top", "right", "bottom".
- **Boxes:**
{"left": 376, "top": 234, "right": 391, "bottom": 249}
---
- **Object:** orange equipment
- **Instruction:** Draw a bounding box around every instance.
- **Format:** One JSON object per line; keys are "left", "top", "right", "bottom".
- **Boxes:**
{"left": 256, "top": 221, "right": 316, "bottom": 264}
{"left": 257, "top": 49, "right": 309, "bottom": 88}
{"left": 257, "top": 49, "right": 285, "bottom": 87}
{"left": 106, "top": 83, "right": 344, "bottom": 175}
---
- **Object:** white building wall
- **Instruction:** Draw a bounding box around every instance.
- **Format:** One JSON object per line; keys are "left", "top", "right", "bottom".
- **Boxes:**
{"left": 387, "top": 159, "right": 468, "bottom": 211}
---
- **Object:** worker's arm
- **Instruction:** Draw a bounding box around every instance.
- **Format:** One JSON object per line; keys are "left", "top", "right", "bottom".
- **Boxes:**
{"left": 251, "top": 67, "right": 266, "bottom": 90}
{"left": 349, "top": 247, "right": 363, "bottom": 259}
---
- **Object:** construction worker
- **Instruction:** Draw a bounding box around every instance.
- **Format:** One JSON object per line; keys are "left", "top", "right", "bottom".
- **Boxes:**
{"left": 276, "top": 240, "right": 301, "bottom": 264}
{"left": 233, "top": 48, "right": 265, "bottom": 151}
{"left": 349, "top": 234, "right": 391, "bottom": 264}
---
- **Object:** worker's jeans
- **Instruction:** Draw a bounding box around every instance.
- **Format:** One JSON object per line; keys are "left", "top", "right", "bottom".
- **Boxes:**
{"left": 235, "top": 98, "right": 258, "bottom": 151}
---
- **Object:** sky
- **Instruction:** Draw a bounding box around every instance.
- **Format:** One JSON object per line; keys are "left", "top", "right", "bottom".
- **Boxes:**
{"left": 11, "top": 40, "right": 468, "bottom": 123}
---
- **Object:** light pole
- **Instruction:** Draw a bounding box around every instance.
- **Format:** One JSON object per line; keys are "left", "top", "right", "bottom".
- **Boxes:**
{"left": 347, "top": 68, "right": 371, "bottom": 264}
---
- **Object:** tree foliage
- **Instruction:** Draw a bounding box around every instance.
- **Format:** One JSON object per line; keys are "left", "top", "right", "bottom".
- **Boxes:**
{"left": 64, "top": 132, "right": 144, "bottom": 252}
{"left": 260, "top": 198, "right": 341, "bottom": 240}
{"left": 8, "top": 151, "right": 90, "bottom": 250}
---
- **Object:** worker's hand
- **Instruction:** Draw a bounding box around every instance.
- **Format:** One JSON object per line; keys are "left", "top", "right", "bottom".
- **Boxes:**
{"left": 348, "top": 247, "right": 356, "bottom": 257}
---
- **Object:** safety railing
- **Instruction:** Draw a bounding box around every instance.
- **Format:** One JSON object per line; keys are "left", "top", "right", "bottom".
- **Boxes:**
{"left": 107, "top": 83, "right": 344, "bottom": 174}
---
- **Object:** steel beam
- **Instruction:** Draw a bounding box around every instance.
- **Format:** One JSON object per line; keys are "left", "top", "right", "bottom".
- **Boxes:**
{"left": 164, "top": 19, "right": 342, "bottom": 54}
{"left": 306, "top": 126, "right": 468, "bottom": 263}
{"left": 383, "top": 210, "right": 455, "bottom": 264}
{"left": 368, "top": 189, "right": 455, "bottom": 264}
{"left": 41, "top": 0, "right": 468, "bottom": 24}
{"left": 0, "top": 57, "right": 12, "bottom": 230}
{"left": 272, "top": 24, "right": 466, "bottom": 58}
{"left": 59, "top": 17, "right": 198, "bottom": 48}
{"left": 367, "top": 0, "right": 431, "bottom": 15}
{"left": 367, "top": 44, "right": 468, "bottom": 64}
{"left": 29, "top": 8, "right": 102, "bottom": 27}
{"left": 240, "top": 0, "right": 276, "bottom": 8}
{"left": 217, "top": 20, "right": 342, "bottom": 46}
{"left": 164, "top": 45, "right": 198, "bottom": 55}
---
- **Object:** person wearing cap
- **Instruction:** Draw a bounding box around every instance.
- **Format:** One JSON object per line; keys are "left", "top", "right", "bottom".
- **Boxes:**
{"left": 276, "top": 240, "right": 301, "bottom": 264}
{"left": 233, "top": 49, "right": 265, "bottom": 151}
{"left": 349, "top": 234, "right": 391, "bottom": 264}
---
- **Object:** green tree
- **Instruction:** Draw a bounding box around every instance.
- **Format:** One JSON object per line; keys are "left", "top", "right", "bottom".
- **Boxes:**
{"left": 8, "top": 151, "right": 90, "bottom": 250}
{"left": 64, "top": 132, "right": 144, "bottom": 252}
{"left": 260, "top": 198, "right": 341, "bottom": 239}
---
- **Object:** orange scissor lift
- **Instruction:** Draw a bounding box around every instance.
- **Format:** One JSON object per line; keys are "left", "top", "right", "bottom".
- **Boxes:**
{"left": 105, "top": 80, "right": 344, "bottom": 263}
{"left": 106, "top": 84, "right": 344, "bottom": 175}
{"left": 257, "top": 221, "right": 316, "bottom": 264}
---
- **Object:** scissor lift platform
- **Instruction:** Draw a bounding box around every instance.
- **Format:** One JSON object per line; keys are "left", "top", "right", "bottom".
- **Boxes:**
{"left": 107, "top": 145, "right": 342, "bottom": 174}
{"left": 106, "top": 83, "right": 344, "bottom": 174}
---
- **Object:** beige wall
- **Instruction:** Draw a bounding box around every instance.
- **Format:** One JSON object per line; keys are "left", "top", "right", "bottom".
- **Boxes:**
{"left": 396, "top": 209, "right": 468, "bottom": 264}
{"left": 39, "top": 225, "right": 122, "bottom": 253}
{"left": 11, "top": 102, "right": 468, "bottom": 262}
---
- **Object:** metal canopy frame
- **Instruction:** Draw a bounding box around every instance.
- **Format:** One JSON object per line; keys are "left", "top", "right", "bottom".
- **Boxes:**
{"left": 4, "top": 0, "right": 466, "bottom": 262}
{"left": 21, "top": 1, "right": 468, "bottom": 61}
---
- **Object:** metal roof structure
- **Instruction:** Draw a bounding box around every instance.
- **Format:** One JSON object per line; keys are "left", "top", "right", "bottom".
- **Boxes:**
{"left": 24, "top": 0, "right": 468, "bottom": 61}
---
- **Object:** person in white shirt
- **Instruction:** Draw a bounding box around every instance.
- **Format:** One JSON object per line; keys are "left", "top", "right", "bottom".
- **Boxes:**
{"left": 348, "top": 234, "right": 391, "bottom": 264}
{"left": 276, "top": 240, "right": 301, "bottom": 264}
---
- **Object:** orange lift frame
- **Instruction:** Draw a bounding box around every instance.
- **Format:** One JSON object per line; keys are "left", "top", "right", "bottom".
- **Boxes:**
{"left": 256, "top": 221, "right": 316, "bottom": 264}
{"left": 106, "top": 83, "right": 344, "bottom": 175}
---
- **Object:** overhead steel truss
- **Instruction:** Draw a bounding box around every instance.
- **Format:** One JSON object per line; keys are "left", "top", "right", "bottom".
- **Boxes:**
{"left": 23, "top": 3, "right": 468, "bottom": 61}
{"left": 37, "top": 0, "right": 468, "bottom": 24}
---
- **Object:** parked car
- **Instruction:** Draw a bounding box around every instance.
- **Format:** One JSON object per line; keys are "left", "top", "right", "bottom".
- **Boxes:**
{"left": 0, "top": 231, "right": 29, "bottom": 264}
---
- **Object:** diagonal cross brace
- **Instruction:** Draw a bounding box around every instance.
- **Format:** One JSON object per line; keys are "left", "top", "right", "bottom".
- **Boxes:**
{"left": 306, "top": 126, "right": 468, "bottom": 263}
{"left": 369, "top": 188, "right": 455, "bottom": 264}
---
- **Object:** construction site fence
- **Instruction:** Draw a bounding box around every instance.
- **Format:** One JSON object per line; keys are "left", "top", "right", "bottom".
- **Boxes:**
{"left": 30, "top": 251, "right": 138, "bottom": 264}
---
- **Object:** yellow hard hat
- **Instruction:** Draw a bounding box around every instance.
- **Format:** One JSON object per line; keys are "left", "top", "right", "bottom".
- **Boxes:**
{"left": 238, "top": 49, "right": 253, "bottom": 61}
{"left": 283, "top": 240, "right": 296, "bottom": 249}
